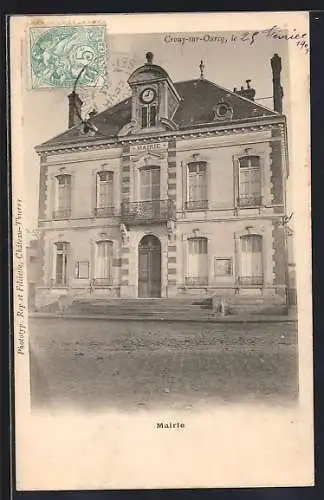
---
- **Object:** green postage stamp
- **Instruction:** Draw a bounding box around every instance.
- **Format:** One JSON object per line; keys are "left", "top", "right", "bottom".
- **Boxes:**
{"left": 29, "top": 25, "right": 107, "bottom": 88}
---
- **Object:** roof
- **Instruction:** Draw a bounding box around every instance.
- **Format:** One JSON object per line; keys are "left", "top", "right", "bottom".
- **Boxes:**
{"left": 38, "top": 78, "right": 280, "bottom": 150}
{"left": 127, "top": 63, "right": 170, "bottom": 85}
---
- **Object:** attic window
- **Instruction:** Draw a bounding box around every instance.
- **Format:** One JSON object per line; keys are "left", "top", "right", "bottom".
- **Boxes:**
{"left": 213, "top": 102, "right": 233, "bottom": 121}
{"left": 217, "top": 104, "right": 229, "bottom": 117}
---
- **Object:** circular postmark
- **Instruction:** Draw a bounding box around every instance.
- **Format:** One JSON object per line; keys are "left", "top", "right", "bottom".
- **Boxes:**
{"left": 30, "top": 25, "right": 107, "bottom": 88}
{"left": 78, "top": 51, "right": 142, "bottom": 115}
{"left": 103, "top": 51, "right": 142, "bottom": 106}
{"left": 110, "top": 51, "right": 141, "bottom": 76}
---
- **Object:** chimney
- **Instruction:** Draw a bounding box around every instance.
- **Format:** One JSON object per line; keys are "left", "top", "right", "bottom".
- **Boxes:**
{"left": 235, "top": 80, "right": 256, "bottom": 101}
{"left": 271, "top": 53, "right": 284, "bottom": 113}
{"left": 68, "top": 91, "right": 83, "bottom": 128}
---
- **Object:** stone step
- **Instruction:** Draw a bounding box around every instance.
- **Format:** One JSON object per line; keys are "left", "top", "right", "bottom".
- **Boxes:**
{"left": 67, "top": 307, "right": 207, "bottom": 316}
{"left": 70, "top": 302, "right": 206, "bottom": 310}
{"left": 74, "top": 298, "right": 201, "bottom": 306}
{"left": 66, "top": 302, "right": 287, "bottom": 318}
{"left": 65, "top": 308, "right": 212, "bottom": 320}
{"left": 37, "top": 295, "right": 287, "bottom": 316}
{"left": 71, "top": 297, "right": 284, "bottom": 311}
{"left": 223, "top": 298, "right": 284, "bottom": 305}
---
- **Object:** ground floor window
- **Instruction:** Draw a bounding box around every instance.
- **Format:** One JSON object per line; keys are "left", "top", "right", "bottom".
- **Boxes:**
{"left": 95, "top": 240, "right": 113, "bottom": 285}
{"left": 239, "top": 234, "right": 263, "bottom": 285}
{"left": 55, "top": 242, "right": 69, "bottom": 285}
{"left": 185, "top": 237, "right": 208, "bottom": 286}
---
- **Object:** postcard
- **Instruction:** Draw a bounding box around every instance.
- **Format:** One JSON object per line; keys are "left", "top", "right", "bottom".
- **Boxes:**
{"left": 10, "top": 11, "right": 313, "bottom": 490}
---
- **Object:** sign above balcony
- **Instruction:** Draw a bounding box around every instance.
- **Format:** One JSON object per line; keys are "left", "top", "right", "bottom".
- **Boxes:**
{"left": 130, "top": 141, "right": 168, "bottom": 156}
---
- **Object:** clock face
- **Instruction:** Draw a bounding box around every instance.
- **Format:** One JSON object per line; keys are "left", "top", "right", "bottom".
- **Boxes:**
{"left": 140, "top": 88, "right": 156, "bottom": 104}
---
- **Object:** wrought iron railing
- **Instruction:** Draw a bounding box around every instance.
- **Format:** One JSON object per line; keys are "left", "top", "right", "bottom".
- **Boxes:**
{"left": 92, "top": 278, "right": 114, "bottom": 287}
{"left": 52, "top": 208, "right": 71, "bottom": 220}
{"left": 50, "top": 278, "right": 68, "bottom": 287}
{"left": 184, "top": 200, "right": 209, "bottom": 211}
{"left": 238, "top": 195, "right": 262, "bottom": 207}
{"left": 184, "top": 276, "right": 208, "bottom": 286}
{"left": 238, "top": 275, "right": 264, "bottom": 286}
{"left": 94, "top": 206, "right": 115, "bottom": 217}
{"left": 121, "top": 199, "right": 176, "bottom": 224}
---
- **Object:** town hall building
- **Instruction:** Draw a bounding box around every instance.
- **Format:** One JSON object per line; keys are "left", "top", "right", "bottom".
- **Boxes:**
{"left": 35, "top": 52, "right": 290, "bottom": 311}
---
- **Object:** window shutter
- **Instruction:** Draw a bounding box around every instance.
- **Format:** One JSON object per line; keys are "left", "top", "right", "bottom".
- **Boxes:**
{"left": 50, "top": 175, "right": 56, "bottom": 218}
{"left": 90, "top": 238, "right": 95, "bottom": 280}
{"left": 233, "top": 156, "right": 239, "bottom": 208}
{"left": 49, "top": 240, "right": 54, "bottom": 283}
{"left": 182, "top": 162, "right": 187, "bottom": 208}
{"left": 149, "top": 105, "right": 157, "bottom": 127}
{"left": 92, "top": 171, "right": 98, "bottom": 214}
{"left": 141, "top": 107, "right": 148, "bottom": 128}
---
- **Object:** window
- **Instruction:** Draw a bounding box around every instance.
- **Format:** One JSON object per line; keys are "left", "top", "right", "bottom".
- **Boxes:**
{"left": 238, "top": 156, "right": 261, "bottom": 207}
{"left": 54, "top": 174, "right": 71, "bottom": 219}
{"left": 141, "top": 104, "right": 157, "bottom": 128}
{"left": 55, "top": 242, "right": 69, "bottom": 285}
{"left": 214, "top": 102, "right": 233, "bottom": 120}
{"left": 186, "top": 161, "right": 208, "bottom": 210}
{"left": 140, "top": 167, "right": 160, "bottom": 201}
{"left": 95, "top": 240, "right": 113, "bottom": 285}
{"left": 75, "top": 261, "right": 89, "bottom": 279}
{"left": 239, "top": 234, "right": 263, "bottom": 286}
{"left": 214, "top": 258, "right": 233, "bottom": 276}
{"left": 185, "top": 237, "right": 208, "bottom": 286}
{"left": 96, "top": 171, "right": 114, "bottom": 216}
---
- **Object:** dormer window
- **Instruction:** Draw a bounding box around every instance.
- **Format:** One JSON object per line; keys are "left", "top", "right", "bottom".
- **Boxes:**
{"left": 213, "top": 101, "right": 233, "bottom": 121}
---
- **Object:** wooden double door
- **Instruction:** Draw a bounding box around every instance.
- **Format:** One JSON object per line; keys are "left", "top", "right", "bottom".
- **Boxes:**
{"left": 138, "top": 235, "right": 161, "bottom": 298}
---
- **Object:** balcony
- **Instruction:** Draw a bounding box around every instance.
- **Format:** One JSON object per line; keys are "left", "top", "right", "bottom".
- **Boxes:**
{"left": 184, "top": 276, "right": 208, "bottom": 287}
{"left": 184, "top": 200, "right": 209, "bottom": 211}
{"left": 238, "top": 275, "right": 264, "bottom": 286}
{"left": 92, "top": 278, "right": 114, "bottom": 287}
{"left": 52, "top": 208, "right": 71, "bottom": 220}
{"left": 238, "top": 195, "right": 262, "bottom": 208}
{"left": 94, "top": 206, "right": 115, "bottom": 217}
{"left": 121, "top": 199, "right": 176, "bottom": 225}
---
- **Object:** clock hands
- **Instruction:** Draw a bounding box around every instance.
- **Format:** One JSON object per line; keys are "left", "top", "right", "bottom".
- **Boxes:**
{"left": 141, "top": 88, "right": 155, "bottom": 103}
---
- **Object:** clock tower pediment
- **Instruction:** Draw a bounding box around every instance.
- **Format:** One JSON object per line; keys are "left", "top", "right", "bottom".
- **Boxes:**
{"left": 131, "top": 150, "right": 167, "bottom": 164}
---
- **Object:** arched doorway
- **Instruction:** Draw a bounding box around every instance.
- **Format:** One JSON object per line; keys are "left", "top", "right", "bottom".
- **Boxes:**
{"left": 138, "top": 235, "right": 161, "bottom": 298}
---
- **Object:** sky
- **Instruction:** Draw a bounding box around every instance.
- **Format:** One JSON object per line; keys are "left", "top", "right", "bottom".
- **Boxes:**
{"left": 22, "top": 30, "right": 290, "bottom": 233}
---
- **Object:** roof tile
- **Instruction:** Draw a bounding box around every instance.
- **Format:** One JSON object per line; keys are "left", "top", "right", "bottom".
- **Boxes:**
{"left": 38, "top": 78, "right": 278, "bottom": 149}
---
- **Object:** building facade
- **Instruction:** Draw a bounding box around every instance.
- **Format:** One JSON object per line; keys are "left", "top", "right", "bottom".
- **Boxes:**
{"left": 26, "top": 238, "right": 42, "bottom": 309}
{"left": 35, "top": 52, "right": 290, "bottom": 308}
